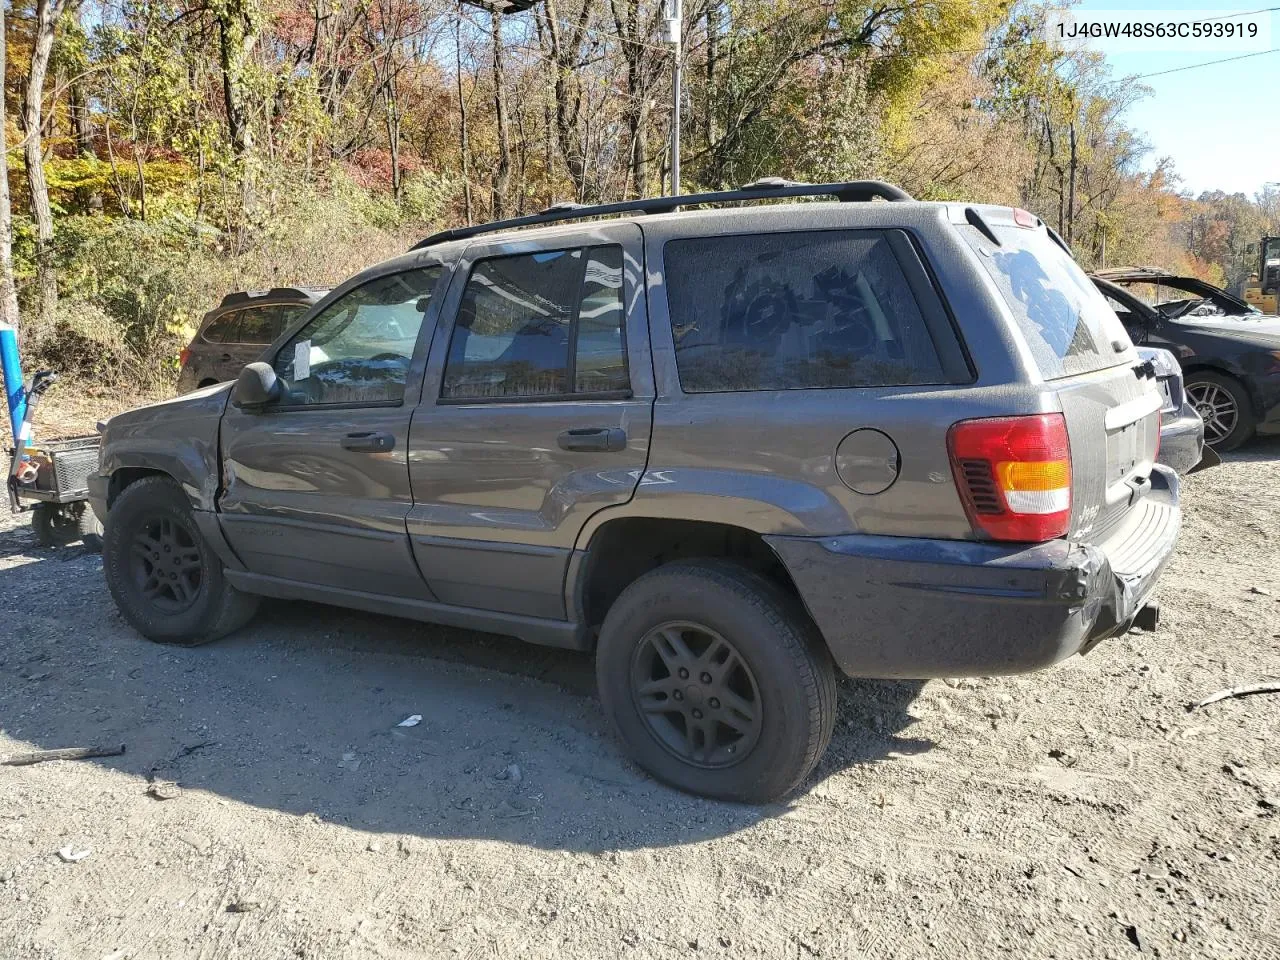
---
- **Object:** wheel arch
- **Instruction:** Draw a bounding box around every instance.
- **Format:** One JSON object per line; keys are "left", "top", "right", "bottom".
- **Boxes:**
{"left": 570, "top": 515, "right": 816, "bottom": 640}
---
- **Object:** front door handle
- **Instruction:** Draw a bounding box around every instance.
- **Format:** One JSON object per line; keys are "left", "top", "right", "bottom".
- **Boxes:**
{"left": 341, "top": 431, "right": 395, "bottom": 453}
{"left": 557, "top": 427, "right": 627, "bottom": 453}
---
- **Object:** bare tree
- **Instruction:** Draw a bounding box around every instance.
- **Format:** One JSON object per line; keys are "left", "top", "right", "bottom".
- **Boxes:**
{"left": 21, "top": 0, "right": 67, "bottom": 321}
{"left": 0, "top": 1, "right": 21, "bottom": 330}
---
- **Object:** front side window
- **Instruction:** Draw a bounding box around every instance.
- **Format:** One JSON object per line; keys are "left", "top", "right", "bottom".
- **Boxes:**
{"left": 664, "top": 231, "right": 947, "bottom": 393}
{"left": 442, "top": 245, "right": 627, "bottom": 400}
{"left": 272, "top": 267, "right": 441, "bottom": 406}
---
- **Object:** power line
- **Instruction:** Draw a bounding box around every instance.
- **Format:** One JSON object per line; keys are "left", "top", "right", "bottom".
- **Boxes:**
{"left": 1132, "top": 47, "right": 1280, "bottom": 80}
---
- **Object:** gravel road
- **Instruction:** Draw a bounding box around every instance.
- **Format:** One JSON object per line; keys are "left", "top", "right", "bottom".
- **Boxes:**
{"left": 2, "top": 446, "right": 1278, "bottom": 959}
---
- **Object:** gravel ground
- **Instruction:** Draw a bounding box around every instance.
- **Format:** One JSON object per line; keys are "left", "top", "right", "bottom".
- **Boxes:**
{"left": 1, "top": 445, "right": 1278, "bottom": 960}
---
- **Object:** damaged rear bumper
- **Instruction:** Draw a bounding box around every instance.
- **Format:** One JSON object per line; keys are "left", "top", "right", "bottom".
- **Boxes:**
{"left": 766, "top": 466, "right": 1180, "bottom": 680}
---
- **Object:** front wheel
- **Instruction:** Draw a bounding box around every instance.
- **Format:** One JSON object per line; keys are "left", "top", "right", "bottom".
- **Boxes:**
{"left": 1186, "top": 371, "right": 1254, "bottom": 451}
{"left": 103, "top": 476, "right": 259, "bottom": 645}
{"left": 595, "top": 560, "right": 837, "bottom": 802}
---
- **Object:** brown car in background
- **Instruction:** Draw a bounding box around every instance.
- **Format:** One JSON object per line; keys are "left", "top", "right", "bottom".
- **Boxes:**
{"left": 176, "top": 287, "right": 326, "bottom": 392}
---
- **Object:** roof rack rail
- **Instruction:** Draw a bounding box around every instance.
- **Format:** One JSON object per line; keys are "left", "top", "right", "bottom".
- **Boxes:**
{"left": 410, "top": 178, "right": 914, "bottom": 251}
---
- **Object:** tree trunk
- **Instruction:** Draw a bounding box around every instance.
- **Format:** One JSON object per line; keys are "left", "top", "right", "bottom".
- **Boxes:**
{"left": 1067, "top": 120, "right": 1078, "bottom": 246}
{"left": 216, "top": 0, "right": 260, "bottom": 213}
{"left": 705, "top": 3, "right": 719, "bottom": 155}
{"left": 0, "top": 2, "right": 21, "bottom": 330}
{"left": 455, "top": 20, "right": 473, "bottom": 222}
{"left": 21, "top": 0, "right": 59, "bottom": 321}
{"left": 541, "top": 0, "right": 588, "bottom": 199}
{"left": 69, "top": 75, "right": 103, "bottom": 214}
{"left": 490, "top": 10, "right": 511, "bottom": 219}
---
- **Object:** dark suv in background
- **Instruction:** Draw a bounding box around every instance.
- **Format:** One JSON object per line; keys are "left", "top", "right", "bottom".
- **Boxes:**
{"left": 176, "top": 287, "right": 326, "bottom": 391}
{"left": 91, "top": 181, "right": 1179, "bottom": 802}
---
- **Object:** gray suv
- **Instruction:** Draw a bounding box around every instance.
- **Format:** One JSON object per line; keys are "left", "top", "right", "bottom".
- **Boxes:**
{"left": 90, "top": 180, "right": 1179, "bottom": 802}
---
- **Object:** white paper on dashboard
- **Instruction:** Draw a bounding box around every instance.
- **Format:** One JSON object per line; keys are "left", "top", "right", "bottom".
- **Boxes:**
{"left": 294, "top": 340, "right": 311, "bottom": 380}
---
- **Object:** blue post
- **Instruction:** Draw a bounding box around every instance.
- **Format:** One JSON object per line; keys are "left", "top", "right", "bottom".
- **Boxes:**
{"left": 0, "top": 323, "right": 26, "bottom": 448}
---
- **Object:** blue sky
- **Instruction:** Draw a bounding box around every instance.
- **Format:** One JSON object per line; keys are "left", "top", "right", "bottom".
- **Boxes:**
{"left": 1072, "top": 0, "right": 1279, "bottom": 198}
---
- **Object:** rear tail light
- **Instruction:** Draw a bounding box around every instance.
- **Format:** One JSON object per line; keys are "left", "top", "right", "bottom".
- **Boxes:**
{"left": 179, "top": 347, "right": 191, "bottom": 369}
{"left": 948, "top": 413, "right": 1072, "bottom": 542}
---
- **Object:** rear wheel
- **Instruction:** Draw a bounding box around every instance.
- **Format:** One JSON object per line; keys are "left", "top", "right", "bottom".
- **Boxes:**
{"left": 596, "top": 560, "right": 836, "bottom": 802}
{"left": 103, "top": 476, "right": 258, "bottom": 645}
{"left": 1186, "top": 371, "right": 1254, "bottom": 451}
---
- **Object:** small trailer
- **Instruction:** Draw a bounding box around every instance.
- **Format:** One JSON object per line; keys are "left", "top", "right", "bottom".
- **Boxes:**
{"left": 3, "top": 327, "right": 103, "bottom": 549}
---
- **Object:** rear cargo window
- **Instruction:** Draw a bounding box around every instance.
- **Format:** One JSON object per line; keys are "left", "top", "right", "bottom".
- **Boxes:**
{"left": 664, "top": 231, "right": 948, "bottom": 393}
{"left": 962, "top": 223, "right": 1133, "bottom": 378}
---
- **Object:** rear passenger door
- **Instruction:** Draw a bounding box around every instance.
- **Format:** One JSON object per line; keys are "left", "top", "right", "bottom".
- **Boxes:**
{"left": 199, "top": 310, "right": 250, "bottom": 383}
{"left": 407, "top": 225, "right": 653, "bottom": 620}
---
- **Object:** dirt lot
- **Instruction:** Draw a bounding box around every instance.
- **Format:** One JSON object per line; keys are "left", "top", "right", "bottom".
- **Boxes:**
{"left": 2, "top": 445, "right": 1278, "bottom": 960}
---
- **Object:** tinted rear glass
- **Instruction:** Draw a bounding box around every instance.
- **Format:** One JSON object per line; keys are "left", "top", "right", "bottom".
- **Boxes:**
{"left": 664, "top": 231, "right": 947, "bottom": 392}
{"left": 962, "top": 223, "right": 1132, "bottom": 378}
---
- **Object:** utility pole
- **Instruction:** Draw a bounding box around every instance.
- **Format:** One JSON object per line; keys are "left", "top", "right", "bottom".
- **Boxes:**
{"left": 664, "top": 0, "right": 682, "bottom": 196}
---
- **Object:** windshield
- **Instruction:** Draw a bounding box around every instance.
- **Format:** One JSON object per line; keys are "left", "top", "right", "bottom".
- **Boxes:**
{"left": 962, "top": 222, "right": 1134, "bottom": 379}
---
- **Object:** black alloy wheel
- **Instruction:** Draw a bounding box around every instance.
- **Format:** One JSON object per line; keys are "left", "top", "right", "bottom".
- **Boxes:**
{"left": 630, "top": 620, "right": 763, "bottom": 768}
{"left": 129, "top": 515, "right": 205, "bottom": 613}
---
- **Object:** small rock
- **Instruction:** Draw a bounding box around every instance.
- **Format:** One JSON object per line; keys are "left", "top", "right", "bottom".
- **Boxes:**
{"left": 226, "top": 900, "right": 260, "bottom": 913}
{"left": 1249, "top": 586, "right": 1270, "bottom": 596}
{"left": 1124, "top": 924, "right": 1144, "bottom": 951}
{"left": 366, "top": 841, "right": 382, "bottom": 853}
{"left": 396, "top": 837, "right": 413, "bottom": 858}
{"left": 146, "top": 781, "right": 181, "bottom": 801}
{"left": 56, "top": 845, "right": 92, "bottom": 863}
{"left": 178, "top": 832, "right": 211, "bottom": 854}
{"left": 496, "top": 763, "right": 522, "bottom": 784}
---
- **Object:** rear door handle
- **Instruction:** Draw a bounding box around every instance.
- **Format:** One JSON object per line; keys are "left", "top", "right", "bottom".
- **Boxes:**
{"left": 557, "top": 427, "right": 627, "bottom": 453}
{"left": 341, "top": 431, "right": 395, "bottom": 453}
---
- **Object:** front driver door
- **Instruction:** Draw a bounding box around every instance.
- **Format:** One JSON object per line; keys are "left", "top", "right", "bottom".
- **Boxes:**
{"left": 217, "top": 263, "right": 445, "bottom": 599}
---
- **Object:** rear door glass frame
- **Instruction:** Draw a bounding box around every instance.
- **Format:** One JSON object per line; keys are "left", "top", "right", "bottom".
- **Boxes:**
{"left": 432, "top": 235, "right": 641, "bottom": 406}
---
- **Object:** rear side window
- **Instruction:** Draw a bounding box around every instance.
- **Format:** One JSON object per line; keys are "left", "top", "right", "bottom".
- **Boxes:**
{"left": 236, "top": 306, "right": 282, "bottom": 344}
{"left": 962, "top": 223, "right": 1132, "bottom": 378}
{"left": 664, "top": 231, "right": 947, "bottom": 393}
{"left": 202, "top": 311, "right": 241, "bottom": 343}
{"left": 442, "top": 246, "right": 628, "bottom": 400}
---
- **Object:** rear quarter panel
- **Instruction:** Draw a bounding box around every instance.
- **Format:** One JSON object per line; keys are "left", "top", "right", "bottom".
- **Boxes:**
{"left": 578, "top": 204, "right": 1064, "bottom": 542}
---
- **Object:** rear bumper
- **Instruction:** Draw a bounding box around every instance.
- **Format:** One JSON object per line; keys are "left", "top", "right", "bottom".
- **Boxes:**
{"left": 767, "top": 465, "right": 1181, "bottom": 680}
{"left": 1158, "top": 403, "right": 1204, "bottom": 475}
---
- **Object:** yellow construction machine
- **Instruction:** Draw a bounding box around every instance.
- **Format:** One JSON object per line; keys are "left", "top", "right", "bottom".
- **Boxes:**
{"left": 1244, "top": 236, "right": 1280, "bottom": 313}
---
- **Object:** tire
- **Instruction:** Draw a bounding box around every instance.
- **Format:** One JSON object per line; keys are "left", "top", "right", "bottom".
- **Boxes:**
{"left": 595, "top": 560, "right": 837, "bottom": 803}
{"left": 1185, "top": 371, "right": 1255, "bottom": 451}
{"left": 103, "top": 476, "right": 259, "bottom": 645}
{"left": 32, "top": 501, "right": 102, "bottom": 550}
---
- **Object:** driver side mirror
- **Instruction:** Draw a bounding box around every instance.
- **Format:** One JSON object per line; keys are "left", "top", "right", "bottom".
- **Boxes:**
{"left": 232, "top": 361, "right": 281, "bottom": 411}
